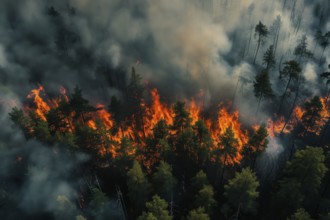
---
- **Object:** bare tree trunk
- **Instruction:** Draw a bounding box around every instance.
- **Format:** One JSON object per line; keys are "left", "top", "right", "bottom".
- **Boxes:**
{"left": 252, "top": 154, "right": 257, "bottom": 171}
{"left": 281, "top": 76, "right": 301, "bottom": 133}
{"left": 320, "top": 47, "right": 326, "bottom": 63}
{"left": 290, "top": 0, "right": 297, "bottom": 21}
{"left": 246, "top": 25, "right": 254, "bottom": 58}
{"left": 220, "top": 154, "right": 228, "bottom": 184}
{"left": 319, "top": 117, "right": 330, "bottom": 145}
{"left": 273, "top": 25, "right": 280, "bottom": 58}
{"left": 231, "top": 77, "right": 240, "bottom": 110}
{"left": 235, "top": 203, "right": 241, "bottom": 220}
{"left": 313, "top": 176, "right": 330, "bottom": 218}
{"left": 283, "top": 0, "right": 288, "bottom": 10}
{"left": 256, "top": 93, "right": 263, "bottom": 115}
{"left": 254, "top": 37, "right": 261, "bottom": 64}
{"left": 279, "top": 76, "right": 292, "bottom": 113}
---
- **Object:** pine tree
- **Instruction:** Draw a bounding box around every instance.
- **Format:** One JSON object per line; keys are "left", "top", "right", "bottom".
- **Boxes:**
{"left": 195, "top": 184, "right": 217, "bottom": 216}
{"left": 269, "top": 15, "right": 282, "bottom": 58}
{"left": 288, "top": 208, "right": 313, "bottom": 220}
{"left": 137, "top": 195, "right": 172, "bottom": 220}
{"left": 172, "top": 101, "right": 192, "bottom": 135}
{"left": 9, "top": 107, "right": 32, "bottom": 138}
{"left": 127, "top": 160, "right": 151, "bottom": 212}
{"left": 89, "top": 188, "right": 108, "bottom": 216}
{"left": 127, "top": 67, "right": 146, "bottom": 138}
{"left": 263, "top": 45, "right": 276, "bottom": 70}
{"left": 223, "top": 168, "right": 259, "bottom": 219}
{"left": 301, "top": 96, "right": 323, "bottom": 136}
{"left": 253, "top": 69, "right": 274, "bottom": 114}
{"left": 244, "top": 124, "right": 268, "bottom": 169}
{"left": 294, "top": 35, "right": 313, "bottom": 63}
{"left": 253, "top": 21, "right": 269, "bottom": 64}
{"left": 278, "top": 60, "right": 302, "bottom": 113}
{"left": 152, "top": 161, "right": 177, "bottom": 202}
{"left": 314, "top": 30, "right": 330, "bottom": 61}
{"left": 274, "top": 147, "right": 327, "bottom": 218}
{"left": 187, "top": 207, "right": 210, "bottom": 220}
{"left": 69, "top": 86, "right": 96, "bottom": 124}
{"left": 217, "top": 127, "right": 239, "bottom": 183}
{"left": 192, "top": 120, "right": 212, "bottom": 166}
{"left": 190, "top": 170, "right": 209, "bottom": 193}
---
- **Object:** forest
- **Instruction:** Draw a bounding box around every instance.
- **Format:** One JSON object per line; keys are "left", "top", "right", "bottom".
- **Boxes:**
{"left": 0, "top": 0, "right": 330, "bottom": 220}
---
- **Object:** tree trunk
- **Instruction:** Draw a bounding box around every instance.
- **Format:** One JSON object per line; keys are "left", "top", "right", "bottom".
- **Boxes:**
{"left": 290, "top": 0, "right": 297, "bottom": 21}
{"left": 220, "top": 154, "right": 228, "bottom": 184}
{"left": 235, "top": 203, "right": 241, "bottom": 220}
{"left": 231, "top": 77, "right": 240, "bottom": 110}
{"left": 303, "top": 108, "right": 319, "bottom": 137}
{"left": 319, "top": 117, "right": 330, "bottom": 145}
{"left": 289, "top": 140, "right": 295, "bottom": 160}
{"left": 283, "top": 0, "right": 287, "bottom": 10}
{"left": 313, "top": 176, "right": 330, "bottom": 218}
{"left": 81, "top": 112, "right": 86, "bottom": 124}
{"left": 256, "top": 93, "right": 263, "bottom": 115}
{"left": 274, "top": 25, "right": 281, "bottom": 59}
{"left": 281, "top": 76, "right": 301, "bottom": 133}
{"left": 253, "top": 37, "right": 261, "bottom": 64}
{"left": 252, "top": 154, "right": 257, "bottom": 171}
{"left": 246, "top": 25, "right": 253, "bottom": 58}
{"left": 279, "top": 76, "right": 292, "bottom": 113}
{"left": 320, "top": 47, "right": 326, "bottom": 63}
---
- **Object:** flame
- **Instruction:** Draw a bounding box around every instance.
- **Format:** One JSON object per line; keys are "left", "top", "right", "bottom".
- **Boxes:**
{"left": 87, "top": 120, "right": 97, "bottom": 130}
{"left": 96, "top": 104, "right": 113, "bottom": 129}
{"left": 27, "top": 85, "right": 50, "bottom": 121}
{"left": 315, "top": 97, "right": 330, "bottom": 135}
{"left": 188, "top": 99, "right": 201, "bottom": 125}
{"left": 143, "top": 88, "right": 174, "bottom": 137}
{"left": 212, "top": 108, "right": 248, "bottom": 165}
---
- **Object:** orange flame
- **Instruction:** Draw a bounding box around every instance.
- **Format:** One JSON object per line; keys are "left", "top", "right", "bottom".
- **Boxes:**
{"left": 188, "top": 99, "right": 201, "bottom": 125}
{"left": 212, "top": 108, "right": 248, "bottom": 165}
{"left": 27, "top": 85, "right": 50, "bottom": 121}
{"left": 143, "top": 88, "right": 174, "bottom": 137}
{"left": 96, "top": 104, "right": 113, "bottom": 129}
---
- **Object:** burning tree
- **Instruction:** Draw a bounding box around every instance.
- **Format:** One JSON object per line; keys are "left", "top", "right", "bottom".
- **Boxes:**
{"left": 301, "top": 96, "right": 323, "bottom": 136}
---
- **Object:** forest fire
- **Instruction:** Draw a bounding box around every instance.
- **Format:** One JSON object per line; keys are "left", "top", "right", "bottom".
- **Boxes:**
{"left": 3, "top": 1, "right": 330, "bottom": 219}
{"left": 22, "top": 85, "right": 330, "bottom": 163}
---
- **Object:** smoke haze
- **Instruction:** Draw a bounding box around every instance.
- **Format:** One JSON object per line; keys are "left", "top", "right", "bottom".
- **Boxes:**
{"left": 0, "top": 0, "right": 329, "bottom": 218}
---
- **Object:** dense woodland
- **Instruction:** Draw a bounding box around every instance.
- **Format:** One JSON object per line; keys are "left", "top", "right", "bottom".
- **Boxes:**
{"left": 0, "top": 0, "right": 330, "bottom": 220}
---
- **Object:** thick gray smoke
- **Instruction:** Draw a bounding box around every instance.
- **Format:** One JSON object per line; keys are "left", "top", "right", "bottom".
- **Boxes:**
{"left": 0, "top": 0, "right": 329, "bottom": 218}
{"left": 0, "top": 0, "right": 329, "bottom": 104}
